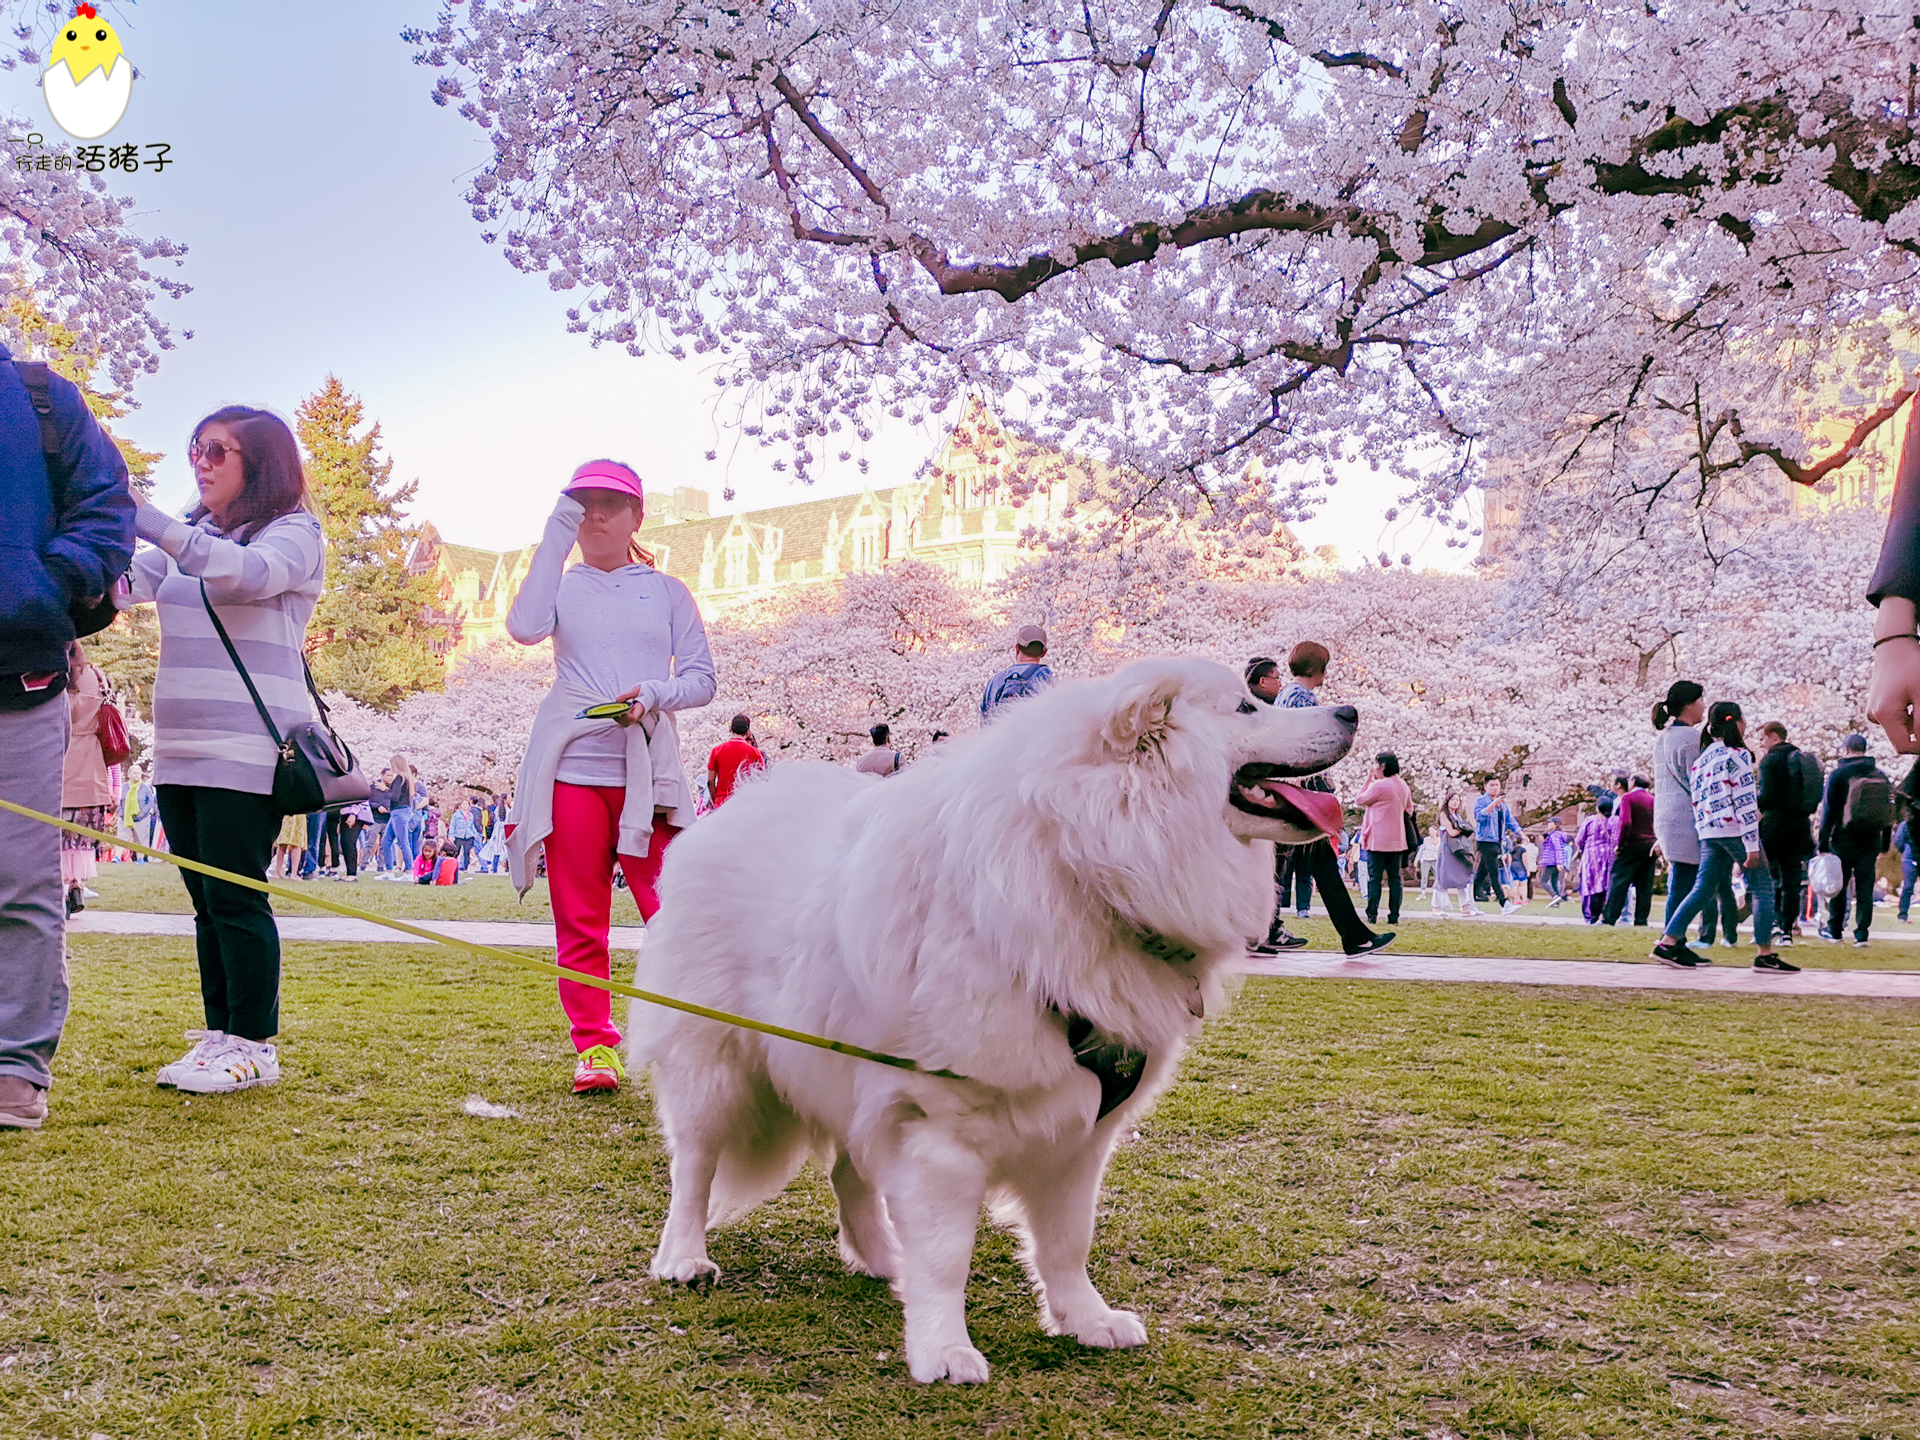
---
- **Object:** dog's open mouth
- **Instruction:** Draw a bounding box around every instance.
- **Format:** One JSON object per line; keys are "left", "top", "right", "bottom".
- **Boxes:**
{"left": 1230, "top": 764, "right": 1344, "bottom": 840}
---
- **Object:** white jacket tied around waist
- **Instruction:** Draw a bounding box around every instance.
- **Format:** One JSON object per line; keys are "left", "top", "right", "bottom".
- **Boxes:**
{"left": 501, "top": 495, "right": 716, "bottom": 895}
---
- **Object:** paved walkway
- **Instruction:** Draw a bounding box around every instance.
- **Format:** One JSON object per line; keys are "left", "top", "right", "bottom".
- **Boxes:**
{"left": 1239, "top": 951, "right": 1920, "bottom": 999}
{"left": 1299, "top": 900, "right": 1920, "bottom": 942}
{"left": 70, "top": 910, "right": 1920, "bottom": 999}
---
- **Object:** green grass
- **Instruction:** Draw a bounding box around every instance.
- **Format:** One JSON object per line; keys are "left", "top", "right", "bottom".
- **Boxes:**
{"left": 3, "top": 939, "right": 1916, "bottom": 1437}
{"left": 89, "top": 860, "right": 555, "bottom": 924}
{"left": 84, "top": 864, "right": 1920, "bottom": 970}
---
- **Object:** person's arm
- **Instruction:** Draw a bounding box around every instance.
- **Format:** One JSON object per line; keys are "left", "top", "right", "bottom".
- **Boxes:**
{"left": 67, "top": 664, "right": 103, "bottom": 736}
{"left": 133, "top": 505, "right": 323, "bottom": 604}
{"left": 504, "top": 495, "right": 584, "bottom": 645}
{"left": 40, "top": 370, "right": 134, "bottom": 605}
{"left": 1818, "top": 770, "right": 1842, "bottom": 852}
{"left": 621, "top": 576, "right": 717, "bottom": 716}
{"left": 1868, "top": 403, "right": 1920, "bottom": 749}
{"left": 1734, "top": 753, "right": 1762, "bottom": 859}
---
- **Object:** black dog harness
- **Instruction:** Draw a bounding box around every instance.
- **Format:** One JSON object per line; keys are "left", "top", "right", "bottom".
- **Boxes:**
{"left": 1055, "top": 927, "right": 1202, "bottom": 1119}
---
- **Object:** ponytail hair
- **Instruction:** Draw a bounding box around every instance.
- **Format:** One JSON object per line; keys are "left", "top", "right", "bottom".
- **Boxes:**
{"left": 1702, "top": 700, "right": 1747, "bottom": 754}
{"left": 1651, "top": 679, "right": 1705, "bottom": 730}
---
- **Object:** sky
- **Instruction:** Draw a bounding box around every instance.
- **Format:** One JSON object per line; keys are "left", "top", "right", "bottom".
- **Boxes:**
{"left": 1, "top": 0, "right": 1476, "bottom": 570}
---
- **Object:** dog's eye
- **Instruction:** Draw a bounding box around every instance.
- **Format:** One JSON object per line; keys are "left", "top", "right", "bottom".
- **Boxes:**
{"left": 1237, "top": 699, "right": 1258, "bottom": 714}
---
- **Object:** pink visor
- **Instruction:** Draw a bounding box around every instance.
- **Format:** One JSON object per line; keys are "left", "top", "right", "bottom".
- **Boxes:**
{"left": 564, "top": 460, "right": 644, "bottom": 503}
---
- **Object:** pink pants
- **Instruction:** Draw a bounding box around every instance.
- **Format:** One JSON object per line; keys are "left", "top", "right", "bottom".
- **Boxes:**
{"left": 547, "top": 782, "right": 679, "bottom": 1053}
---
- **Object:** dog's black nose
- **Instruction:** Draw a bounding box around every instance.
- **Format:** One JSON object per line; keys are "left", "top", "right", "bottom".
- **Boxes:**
{"left": 1332, "top": 705, "right": 1359, "bottom": 726}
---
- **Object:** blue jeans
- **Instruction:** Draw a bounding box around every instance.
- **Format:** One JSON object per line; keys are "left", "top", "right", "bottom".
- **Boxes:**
{"left": 1668, "top": 838, "right": 1773, "bottom": 950}
{"left": 1900, "top": 854, "right": 1916, "bottom": 921}
{"left": 386, "top": 807, "right": 421, "bottom": 873}
{"left": 1665, "top": 859, "right": 1737, "bottom": 943}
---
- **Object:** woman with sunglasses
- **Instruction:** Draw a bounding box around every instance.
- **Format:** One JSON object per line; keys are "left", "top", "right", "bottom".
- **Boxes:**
{"left": 128, "top": 409, "right": 326, "bottom": 1094}
{"left": 504, "top": 460, "right": 715, "bottom": 1096}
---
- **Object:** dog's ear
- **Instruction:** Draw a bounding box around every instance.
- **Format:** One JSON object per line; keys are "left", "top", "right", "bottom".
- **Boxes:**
{"left": 1101, "top": 668, "right": 1184, "bottom": 759}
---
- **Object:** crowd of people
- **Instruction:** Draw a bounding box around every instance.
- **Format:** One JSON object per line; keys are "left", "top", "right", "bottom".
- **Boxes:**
{"left": 5, "top": 339, "right": 1920, "bottom": 1133}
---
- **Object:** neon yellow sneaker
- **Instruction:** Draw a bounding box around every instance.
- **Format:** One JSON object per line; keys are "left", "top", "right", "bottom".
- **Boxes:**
{"left": 572, "top": 1044, "right": 625, "bottom": 1094}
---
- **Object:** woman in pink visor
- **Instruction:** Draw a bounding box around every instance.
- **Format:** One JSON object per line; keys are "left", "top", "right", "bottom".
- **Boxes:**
{"left": 503, "top": 460, "right": 716, "bottom": 1094}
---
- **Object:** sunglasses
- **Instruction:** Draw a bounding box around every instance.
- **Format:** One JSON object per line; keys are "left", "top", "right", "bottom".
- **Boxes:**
{"left": 188, "top": 438, "right": 242, "bottom": 467}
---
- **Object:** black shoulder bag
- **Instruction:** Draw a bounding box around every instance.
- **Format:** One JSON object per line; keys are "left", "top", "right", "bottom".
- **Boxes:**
{"left": 200, "top": 584, "right": 369, "bottom": 815}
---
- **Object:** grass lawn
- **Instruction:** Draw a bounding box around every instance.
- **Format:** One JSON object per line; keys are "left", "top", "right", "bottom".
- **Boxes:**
{"left": 87, "top": 861, "right": 555, "bottom": 925}
{"left": 2, "top": 939, "right": 1915, "bottom": 1437}
{"left": 83, "top": 863, "right": 1920, "bottom": 970}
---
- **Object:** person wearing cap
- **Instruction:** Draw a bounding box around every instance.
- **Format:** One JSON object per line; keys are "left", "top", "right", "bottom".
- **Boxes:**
{"left": 504, "top": 459, "right": 717, "bottom": 1095}
{"left": 1816, "top": 732, "right": 1893, "bottom": 947}
{"left": 981, "top": 625, "right": 1055, "bottom": 720}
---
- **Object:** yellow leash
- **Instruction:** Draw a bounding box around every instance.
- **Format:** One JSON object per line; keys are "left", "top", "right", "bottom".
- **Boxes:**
{"left": 1, "top": 797, "right": 967, "bottom": 1082}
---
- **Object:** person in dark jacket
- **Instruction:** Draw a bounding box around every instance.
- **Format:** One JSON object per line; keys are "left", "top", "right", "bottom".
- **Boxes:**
{"left": 1817, "top": 734, "right": 1891, "bottom": 946}
{"left": 1247, "top": 645, "right": 1394, "bottom": 957}
{"left": 1755, "top": 722, "right": 1816, "bottom": 944}
{"left": 0, "top": 342, "right": 134, "bottom": 1132}
{"left": 1601, "top": 775, "right": 1658, "bottom": 926}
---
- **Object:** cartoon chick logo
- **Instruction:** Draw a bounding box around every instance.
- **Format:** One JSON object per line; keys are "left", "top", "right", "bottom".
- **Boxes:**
{"left": 43, "top": 3, "right": 132, "bottom": 140}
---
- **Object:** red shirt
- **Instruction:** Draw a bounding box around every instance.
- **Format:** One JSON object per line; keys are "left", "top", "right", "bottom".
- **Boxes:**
{"left": 707, "top": 738, "right": 764, "bottom": 806}
{"left": 1616, "top": 788, "right": 1656, "bottom": 849}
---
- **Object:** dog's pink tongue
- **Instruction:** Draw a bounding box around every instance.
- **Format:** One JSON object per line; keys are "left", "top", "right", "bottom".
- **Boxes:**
{"left": 1270, "top": 781, "right": 1343, "bottom": 841}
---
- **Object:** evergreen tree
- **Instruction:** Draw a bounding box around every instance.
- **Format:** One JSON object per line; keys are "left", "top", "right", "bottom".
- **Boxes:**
{"left": 296, "top": 376, "right": 445, "bottom": 710}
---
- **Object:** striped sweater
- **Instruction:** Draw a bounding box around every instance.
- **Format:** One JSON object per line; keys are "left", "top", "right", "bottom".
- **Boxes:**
{"left": 129, "top": 504, "right": 326, "bottom": 794}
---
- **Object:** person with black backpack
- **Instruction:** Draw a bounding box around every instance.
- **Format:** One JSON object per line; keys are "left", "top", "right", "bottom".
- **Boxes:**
{"left": 0, "top": 345, "right": 134, "bottom": 1132}
{"left": 1817, "top": 733, "right": 1894, "bottom": 947}
{"left": 1755, "top": 721, "right": 1819, "bottom": 945}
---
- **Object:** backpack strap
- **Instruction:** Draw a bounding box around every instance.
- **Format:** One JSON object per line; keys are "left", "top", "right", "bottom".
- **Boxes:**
{"left": 14, "top": 361, "right": 63, "bottom": 479}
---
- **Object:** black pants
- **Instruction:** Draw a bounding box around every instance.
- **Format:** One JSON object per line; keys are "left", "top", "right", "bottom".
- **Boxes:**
{"left": 1306, "top": 837, "right": 1373, "bottom": 949}
{"left": 1474, "top": 841, "right": 1509, "bottom": 907}
{"left": 1828, "top": 844, "right": 1878, "bottom": 942}
{"left": 1769, "top": 856, "right": 1804, "bottom": 934}
{"left": 1364, "top": 848, "right": 1404, "bottom": 924}
{"left": 155, "top": 785, "right": 283, "bottom": 1042}
{"left": 1602, "top": 843, "right": 1656, "bottom": 926}
{"left": 320, "top": 812, "right": 361, "bottom": 876}
{"left": 1274, "top": 844, "right": 1313, "bottom": 914}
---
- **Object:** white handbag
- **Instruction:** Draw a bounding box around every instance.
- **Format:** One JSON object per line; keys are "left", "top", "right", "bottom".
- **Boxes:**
{"left": 1807, "top": 852, "right": 1844, "bottom": 898}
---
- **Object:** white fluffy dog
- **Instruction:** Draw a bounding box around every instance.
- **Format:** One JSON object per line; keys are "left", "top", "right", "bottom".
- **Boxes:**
{"left": 628, "top": 657, "right": 1355, "bottom": 1383}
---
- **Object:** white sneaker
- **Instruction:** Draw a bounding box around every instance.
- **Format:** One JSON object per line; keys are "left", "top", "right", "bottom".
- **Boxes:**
{"left": 1502, "top": 901, "right": 1521, "bottom": 915}
{"left": 156, "top": 1029, "right": 226, "bottom": 1087}
{"left": 80, "top": 885, "right": 100, "bottom": 899}
{"left": 176, "top": 1038, "right": 280, "bottom": 1094}
{"left": 1428, "top": 905, "right": 1449, "bottom": 917}
{"left": 1462, "top": 905, "right": 1483, "bottom": 917}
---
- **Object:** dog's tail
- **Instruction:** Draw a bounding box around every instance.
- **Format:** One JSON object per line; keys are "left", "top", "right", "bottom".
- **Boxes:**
{"left": 706, "top": 1086, "right": 812, "bottom": 1226}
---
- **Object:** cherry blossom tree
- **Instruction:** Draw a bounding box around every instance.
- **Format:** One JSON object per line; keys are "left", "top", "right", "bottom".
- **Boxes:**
{"left": 0, "top": 119, "right": 187, "bottom": 389}
{"left": 359, "top": 503, "right": 1887, "bottom": 823}
{"left": 326, "top": 640, "right": 554, "bottom": 798}
{"left": 410, "top": 0, "right": 1920, "bottom": 543}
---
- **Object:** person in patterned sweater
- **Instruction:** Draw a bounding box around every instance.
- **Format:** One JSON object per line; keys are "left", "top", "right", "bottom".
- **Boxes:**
{"left": 1651, "top": 701, "right": 1797, "bottom": 974}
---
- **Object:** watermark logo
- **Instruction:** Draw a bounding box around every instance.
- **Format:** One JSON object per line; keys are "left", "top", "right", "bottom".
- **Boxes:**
{"left": 42, "top": 3, "right": 132, "bottom": 140}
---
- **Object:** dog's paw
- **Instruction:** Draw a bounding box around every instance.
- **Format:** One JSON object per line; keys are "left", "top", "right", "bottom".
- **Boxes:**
{"left": 1066, "top": 1307, "right": 1149, "bottom": 1350}
{"left": 907, "top": 1341, "right": 991, "bottom": 1385}
{"left": 649, "top": 1253, "right": 720, "bottom": 1287}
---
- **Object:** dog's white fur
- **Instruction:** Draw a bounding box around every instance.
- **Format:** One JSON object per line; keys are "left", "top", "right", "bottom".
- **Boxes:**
{"left": 628, "top": 657, "right": 1356, "bottom": 1383}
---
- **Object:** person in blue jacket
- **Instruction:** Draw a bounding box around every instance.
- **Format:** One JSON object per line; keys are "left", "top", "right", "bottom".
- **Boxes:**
{"left": 0, "top": 341, "right": 133, "bottom": 1132}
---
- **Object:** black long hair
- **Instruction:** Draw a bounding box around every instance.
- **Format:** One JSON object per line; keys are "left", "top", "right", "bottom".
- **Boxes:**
{"left": 1701, "top": 700, "right": 1747, "bottom": 754}
{"left": 1651, "top": 679, "right": 1704, "bottom": 731}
